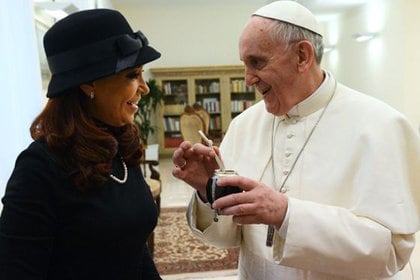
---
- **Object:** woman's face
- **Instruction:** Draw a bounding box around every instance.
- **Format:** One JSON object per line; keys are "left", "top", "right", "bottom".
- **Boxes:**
{"left": 82, "top": 66, "right": 149, "bottom": 127}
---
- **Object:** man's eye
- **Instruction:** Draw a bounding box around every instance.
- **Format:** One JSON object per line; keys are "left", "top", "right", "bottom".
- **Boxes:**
{"left": 248, "top": 59, "right": 257, "bottom": 68}
{"left": 249, "top": 58, "right": 264, "bottom": 70}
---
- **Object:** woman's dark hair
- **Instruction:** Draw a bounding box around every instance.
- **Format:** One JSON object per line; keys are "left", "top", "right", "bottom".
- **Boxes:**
{"left": 30, "top": 88, "right": 142, "bottom": 190}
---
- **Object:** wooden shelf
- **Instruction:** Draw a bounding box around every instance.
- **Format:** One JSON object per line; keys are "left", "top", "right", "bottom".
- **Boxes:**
{"left": 150, "top": 65, "right": 260, "bottom": 156}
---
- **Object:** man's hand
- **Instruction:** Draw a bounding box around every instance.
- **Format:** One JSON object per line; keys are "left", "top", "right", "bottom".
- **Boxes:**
{"left": 172, "top": 141, "right": 222, "bottom": 201}
{"left": 212, "top": 175, "right": 288, "bottom": 229}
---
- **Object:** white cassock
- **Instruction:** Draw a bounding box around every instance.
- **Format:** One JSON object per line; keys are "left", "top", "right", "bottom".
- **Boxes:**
{"left": 187, "top": 72, "right": 420, "bottom": 279}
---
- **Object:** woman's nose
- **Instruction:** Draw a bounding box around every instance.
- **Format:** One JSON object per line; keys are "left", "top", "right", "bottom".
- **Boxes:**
{"left": 138, "top": 79, "right": 150, "bottom": 95}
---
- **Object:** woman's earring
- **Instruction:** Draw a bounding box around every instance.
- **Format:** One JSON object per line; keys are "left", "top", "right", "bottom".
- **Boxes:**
{"left": 89, "top": 91, "right": 95, "bottom": 99}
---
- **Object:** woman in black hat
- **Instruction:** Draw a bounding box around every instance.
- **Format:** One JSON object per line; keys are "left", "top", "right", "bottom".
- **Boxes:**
{"left": 0, "top": 9, "right": 162, "bottom": 279}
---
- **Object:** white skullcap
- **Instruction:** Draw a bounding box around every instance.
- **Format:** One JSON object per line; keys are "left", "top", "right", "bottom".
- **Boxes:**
{"left": 253, "top": 1, "right": 323, "bottom": 37}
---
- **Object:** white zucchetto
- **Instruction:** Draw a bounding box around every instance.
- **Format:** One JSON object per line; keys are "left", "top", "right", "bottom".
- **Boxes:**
{"left": 253, "top": 1, "right": 323, "bottom": 37}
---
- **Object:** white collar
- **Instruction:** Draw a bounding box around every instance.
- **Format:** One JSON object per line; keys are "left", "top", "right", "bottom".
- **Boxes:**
{"left": 282, "top": 71, "right": 335, "bottom": 120}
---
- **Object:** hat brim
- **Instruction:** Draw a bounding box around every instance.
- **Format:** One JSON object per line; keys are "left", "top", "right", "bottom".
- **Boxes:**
{"left": 46, "top": 45, "right": 161, "bottom": 98}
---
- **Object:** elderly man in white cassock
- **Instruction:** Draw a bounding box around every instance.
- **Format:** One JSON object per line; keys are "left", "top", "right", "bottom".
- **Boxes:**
{"left": 172, "top": 1, "right": 420, "bottom": 279}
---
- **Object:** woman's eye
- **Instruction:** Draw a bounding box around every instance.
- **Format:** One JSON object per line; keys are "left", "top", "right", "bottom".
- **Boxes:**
{"left": 126, "top": 72, "right": 141, "bottom": 79}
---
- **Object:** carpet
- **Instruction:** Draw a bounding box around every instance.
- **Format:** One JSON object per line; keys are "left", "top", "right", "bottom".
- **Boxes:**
{"left": 153, "top": 207, "right": 239, "bottom": 275}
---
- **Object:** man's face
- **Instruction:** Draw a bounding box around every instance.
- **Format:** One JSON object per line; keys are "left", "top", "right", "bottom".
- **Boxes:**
{"left": 239, "top": 17, "right": 300, "bottom": 116}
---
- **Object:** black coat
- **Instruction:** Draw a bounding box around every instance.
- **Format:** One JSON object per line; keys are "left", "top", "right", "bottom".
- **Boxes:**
{"left": 0, "top": 140, "right": 161, "bottom": 279}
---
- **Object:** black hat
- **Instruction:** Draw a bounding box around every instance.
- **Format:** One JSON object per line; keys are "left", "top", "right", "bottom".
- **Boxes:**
{"left": 43, "top": 9, "right": 161, "bottom": 98}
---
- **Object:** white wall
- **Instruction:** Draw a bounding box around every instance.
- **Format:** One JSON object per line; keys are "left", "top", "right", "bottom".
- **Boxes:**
{"left": 402, "top": 0, "right": 420, "bottom": 131}
{"left": 112, "top": 1, "right": 265, "bottom": 73}
{"left": 322, "top": 0, "right": 420, "bottom": 129}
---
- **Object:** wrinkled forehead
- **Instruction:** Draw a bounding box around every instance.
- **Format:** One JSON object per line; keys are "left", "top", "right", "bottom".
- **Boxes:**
{"left": 239, "top": 16, "right": 273, "bottom": 44}
{"left": 243, "top": 17, "right": 274, "bottom": 34}
{"left": 239, "top": 17, "right": 277, "bottom": 50}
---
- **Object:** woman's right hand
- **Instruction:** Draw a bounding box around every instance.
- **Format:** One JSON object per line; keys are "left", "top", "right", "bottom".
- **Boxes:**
{"left": 172, "top": 141, "right": 221, "bottom": 201}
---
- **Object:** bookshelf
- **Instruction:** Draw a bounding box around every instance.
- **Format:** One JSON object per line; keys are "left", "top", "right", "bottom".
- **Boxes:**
{"left": 160, "top": 79, "right": 187, "bottom": 149}
{"left": 230, "top": 77, "right": 256, "bottom": 119}
{"left": 195, "top": 78, "right": 222, "bottom": 140}
{"left": 150, "top": 65, "right": 260, "bottom": 156}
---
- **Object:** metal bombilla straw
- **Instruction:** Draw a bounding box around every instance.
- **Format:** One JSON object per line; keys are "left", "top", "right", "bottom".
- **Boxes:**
{"left": 198, "top": 130, "right": 225, "bottom": 222}
{"left": 198, "top": 130, "right": 225, "bottom": 171}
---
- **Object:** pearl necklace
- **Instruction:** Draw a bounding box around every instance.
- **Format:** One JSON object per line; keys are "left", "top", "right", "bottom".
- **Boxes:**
{"left": 109, "top": 157, "right": 128, "bottom": 184}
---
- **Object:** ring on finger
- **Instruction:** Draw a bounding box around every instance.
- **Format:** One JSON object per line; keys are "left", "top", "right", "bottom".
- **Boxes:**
{"left": 177, "top": 160, "right": 187, "bottom": 169}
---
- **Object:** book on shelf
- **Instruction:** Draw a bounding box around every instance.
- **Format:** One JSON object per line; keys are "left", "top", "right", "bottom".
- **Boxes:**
{"left": 163, "top": 81, "right": 188, "bottom": 95}
{"left": 231, "top": 100, "right": 254, "bottom": 113}
{"left": 209, "top": 115, "right": 221, "bottom": 130}
{"left": 165, "top": 132, "right": 182, "bottom": 138}
{"left": 163, "top": 116, "right": 180, "bottom": 131}
{"left": 201, "top": 98, "right": 220, "bottom": 113}
{"left": 231, "top": 79, "right": 254, "bottom": 93}
{"left": 196, "top": 80, "right": 220, "bottom": 94}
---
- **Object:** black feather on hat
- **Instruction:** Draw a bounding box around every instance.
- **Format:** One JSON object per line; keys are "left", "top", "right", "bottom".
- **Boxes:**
{"left": 43, "top": 9, "right": 161, "bottom": 98}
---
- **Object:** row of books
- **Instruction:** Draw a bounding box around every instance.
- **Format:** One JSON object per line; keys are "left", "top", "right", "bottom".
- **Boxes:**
{"left": 163, "top": 81, "right": 187, "bottom": 95}
{"left": 162, "top": 79, "right": 254, "bottom": 95}
{"left": 231, "top": 100, "right": 254, "bottom": 113}
{"left": 200, "top": 98, "right": 220, "bottom": 113}
{"left": 231, "top": 80, "right": 254, "bottom": 93}
{"left": 209, "top": 116, "right": 221, "bottom": 130}
{"left": 196, "top": 81, "right": 220, "bottom": 94}
{"left": 163, "top": 115, "right": 222, "bottom": 131}
{"left": 163, "top": 116, "right": 180, "bottom": 132}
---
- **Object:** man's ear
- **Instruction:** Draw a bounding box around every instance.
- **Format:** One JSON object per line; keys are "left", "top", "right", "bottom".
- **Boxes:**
{"left": 296, "top": 40, "right": 314, "bottom": 73}
{"left": 80, "top": 84, "right": 94, "bottom": 98}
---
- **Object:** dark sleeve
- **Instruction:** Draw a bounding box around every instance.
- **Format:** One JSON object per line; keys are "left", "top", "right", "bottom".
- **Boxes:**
{"left": 140, "top": 246, "right": 161, "bottom": 280}
{"left": 0, "top": 142, "right": 57, "bottom": 279}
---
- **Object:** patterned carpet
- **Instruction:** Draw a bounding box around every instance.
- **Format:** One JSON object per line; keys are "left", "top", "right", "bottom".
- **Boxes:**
{"left": 154, "top": 207, "right": 239, "bottom": 275}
